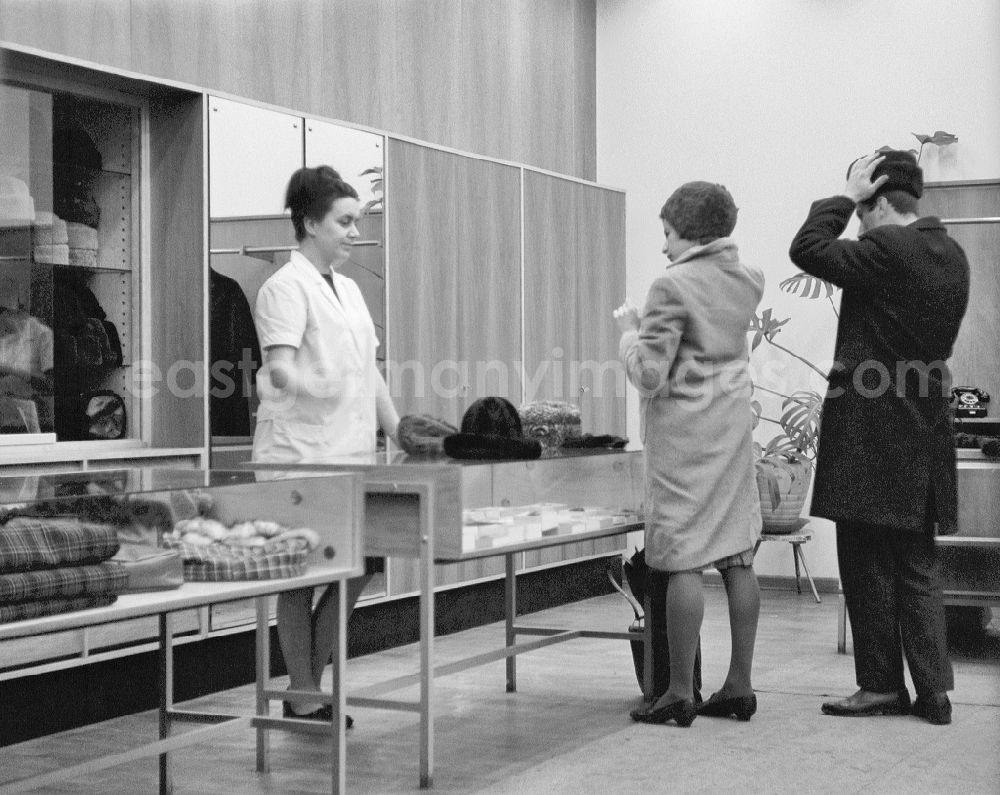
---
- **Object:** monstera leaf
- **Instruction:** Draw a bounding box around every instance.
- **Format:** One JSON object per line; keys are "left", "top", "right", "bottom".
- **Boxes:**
{"left": 360, "top": 166, "right": 383, "bottom": 215}
{"left": 779, "top": 390, "right": 823, "bottom": 456}
{"left": 779, "top": 273, "right": 838, "bottom": 300}
{"left": 913, "top": 131, "right": 958, "bottom": 146}
{"left": 749, "top": 308, "right": 789, "bottom": 351}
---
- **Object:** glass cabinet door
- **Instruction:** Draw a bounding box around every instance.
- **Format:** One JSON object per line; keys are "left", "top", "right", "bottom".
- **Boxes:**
{"left": 0, "top": 81, "right": 139, "bottom": 445}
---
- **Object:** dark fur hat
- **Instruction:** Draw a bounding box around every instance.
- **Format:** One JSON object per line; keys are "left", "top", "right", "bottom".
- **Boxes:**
{"left": 443, "top": 397, "right": 542, "bottom": 461}
{"left": 849, "top": 149, "right": 923, "bottom": 199}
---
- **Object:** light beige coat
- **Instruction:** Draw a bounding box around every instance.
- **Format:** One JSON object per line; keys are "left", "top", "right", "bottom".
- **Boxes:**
{"left": 619, "top": 238, "right": 764, "bottom": 572}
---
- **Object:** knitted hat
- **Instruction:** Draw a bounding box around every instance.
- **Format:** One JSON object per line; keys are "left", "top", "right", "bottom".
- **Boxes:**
{"left": 659, "top": 181, "right": 738, "bottom": 244}
{"left": 443, "top": 397, "right": 542, "bottom": 461}
{"left": 848, "top": 149, "right": 923, "bottom": 198}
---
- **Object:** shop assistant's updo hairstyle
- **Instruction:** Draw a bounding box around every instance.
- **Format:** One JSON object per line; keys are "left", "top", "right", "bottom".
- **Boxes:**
{"left": 285, "top": 165, "right": 360, "bottom": 241}
{"left": 659, "top": 181, "right": 738, "bottom": 245}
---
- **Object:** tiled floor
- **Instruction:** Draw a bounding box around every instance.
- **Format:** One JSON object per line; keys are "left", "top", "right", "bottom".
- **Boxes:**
{"left": 1, "top": 586, "right": 998, "bottom": 793}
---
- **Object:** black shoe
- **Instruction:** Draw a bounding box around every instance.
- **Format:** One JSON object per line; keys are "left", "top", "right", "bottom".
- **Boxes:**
{"left": 821, "top": 689, "right": 911, "bottom": 717}
{"left": 282, "top": 701, "right": 354, "bottom": 728}
{"left": 630, "top": 698, "right": 697, "bottom": 727}
{"left": 697, "top": 691, "right": 757, "bottom": 721}
{"left": 912, "top": 693, "right": 952, "bottom": 725}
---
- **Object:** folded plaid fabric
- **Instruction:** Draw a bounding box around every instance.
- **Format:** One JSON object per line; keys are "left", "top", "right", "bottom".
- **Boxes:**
{"left": 0, "top": 594, "right": 118, "bottom": 624}
{"left": 0, "top": 517, "right": 120, "bottom": 574}
{"left": 0, "top": 563, "right": 128, "bottom": 603}
{"left": 161, "top": 538, "right": 308, "bottom": 582}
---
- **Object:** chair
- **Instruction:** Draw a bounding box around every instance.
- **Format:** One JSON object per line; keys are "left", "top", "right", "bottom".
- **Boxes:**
{"left": 753, "top": 518, "right": 821, "bottom": 603}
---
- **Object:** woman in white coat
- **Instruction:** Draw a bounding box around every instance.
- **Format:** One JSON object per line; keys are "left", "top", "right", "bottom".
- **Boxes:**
{"left": 252, "top": 165, "right": 399, "bottom": 721}
{"left": 615, "top": 182, "right": 764, "bottom": 727}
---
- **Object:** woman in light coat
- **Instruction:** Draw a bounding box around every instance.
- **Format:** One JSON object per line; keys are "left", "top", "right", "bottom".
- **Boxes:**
{"left": 615, "top": 182, "right": 764, "bottom": 727}
{"left": 252, "top": 165, "right": 399, "bottom": 721}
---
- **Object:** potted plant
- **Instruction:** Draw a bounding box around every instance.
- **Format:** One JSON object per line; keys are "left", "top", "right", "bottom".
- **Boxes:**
{"left": 749, "top": 274, "right": 831, "bottom": 531}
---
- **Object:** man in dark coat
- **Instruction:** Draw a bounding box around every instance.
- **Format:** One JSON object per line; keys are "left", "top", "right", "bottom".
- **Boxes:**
{"left": 789, "top": 150, "right": 969, "bottom": 725}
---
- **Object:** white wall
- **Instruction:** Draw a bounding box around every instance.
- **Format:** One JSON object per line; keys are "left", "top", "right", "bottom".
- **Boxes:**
{"left": 596, "top": 0, "right": 1000, "bottom": 578}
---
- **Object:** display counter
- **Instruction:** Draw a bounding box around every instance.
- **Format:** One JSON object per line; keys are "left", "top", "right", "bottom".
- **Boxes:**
{"left": 245, "top": 447, "right": 647, "bottom": 788}
{"left": 0, "top": 467, "right": 363, "bottom": 794}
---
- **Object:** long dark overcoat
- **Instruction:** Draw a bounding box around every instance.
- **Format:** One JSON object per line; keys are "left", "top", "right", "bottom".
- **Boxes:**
{"left": 789, "top": 197, "right": 970, "bottom": 534}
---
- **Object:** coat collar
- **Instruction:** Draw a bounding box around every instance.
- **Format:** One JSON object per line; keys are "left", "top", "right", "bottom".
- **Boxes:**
{"left": 289, "top": 250, "right": 343, "bottom": 312}
{"left": 667, "top": 236, "right": 739, "bottom": 269}
{"left": 912, "top": 216, "right": 946, "bottom": 232}
{"left": 287, "top": 250, "right": 366, "bottom": 356}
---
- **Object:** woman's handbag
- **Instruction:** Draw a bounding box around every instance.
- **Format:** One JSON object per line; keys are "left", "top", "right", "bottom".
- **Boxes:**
{"left": 608, "top": 548, "right": 703, "bottom": 703}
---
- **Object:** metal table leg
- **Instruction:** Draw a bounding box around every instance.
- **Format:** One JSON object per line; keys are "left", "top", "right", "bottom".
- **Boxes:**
{"left": 505, "top": 552, "right": 517, "bottom": 693}
{"left": 158, "top": 613, "right": 174, "bottom": 795}
{"left": 255, "top": 597, "right": 270, "bottom": 774}
{"left": 419, "top": 530, "right": 434, "bottom": 788}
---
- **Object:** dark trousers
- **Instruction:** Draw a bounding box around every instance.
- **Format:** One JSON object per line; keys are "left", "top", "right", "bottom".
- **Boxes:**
{"left": 837, "top": 521, "right": 953, "bottom": 695}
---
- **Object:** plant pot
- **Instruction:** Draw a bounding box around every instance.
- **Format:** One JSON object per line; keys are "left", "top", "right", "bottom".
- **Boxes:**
{"left": 755, "top": 457, "right": 812, "bottom": 533}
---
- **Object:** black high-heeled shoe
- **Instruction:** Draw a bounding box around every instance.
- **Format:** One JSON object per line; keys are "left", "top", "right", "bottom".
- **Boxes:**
{"left": 630, "top": 698, "right": 697, "bottom": 727}
{"left": 697, "top": 691, "right": 757, "bottom": 721}
{"left": 282, "top": 701, "right": 354, "bottom": 728}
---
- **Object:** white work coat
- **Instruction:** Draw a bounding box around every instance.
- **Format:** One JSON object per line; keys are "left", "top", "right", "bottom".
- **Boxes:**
{"left": 251, "top": 251, "right": 381, "bottom": 462}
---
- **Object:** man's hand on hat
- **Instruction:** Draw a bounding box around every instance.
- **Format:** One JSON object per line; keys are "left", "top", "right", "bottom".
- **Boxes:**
{"left": 613, "top": 300, "right": 641, "bottom": 333}
{"left": 843, "top": 152, "right": 889, "bottom": 203}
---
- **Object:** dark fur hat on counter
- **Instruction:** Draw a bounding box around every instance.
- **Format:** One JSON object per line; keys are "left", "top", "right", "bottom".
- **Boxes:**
{"left": 443, "top": 397, "right": 542, "bottom": 461}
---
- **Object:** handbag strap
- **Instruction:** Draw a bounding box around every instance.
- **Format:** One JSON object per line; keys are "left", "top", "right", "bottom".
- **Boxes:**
{"left": 605, "top": 563, "right": 643, "bottom": 621}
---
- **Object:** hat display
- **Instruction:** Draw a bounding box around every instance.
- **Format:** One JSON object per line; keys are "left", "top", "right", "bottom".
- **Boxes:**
{"left": 518, "top": 400, "right": 582, "bottom": 451}
{"left": 397, "top": 414, "right": 458, "bottom": 457}
{"left": 443, "top": 397, "right": 542, "bottom": 461}
{"left": 849, "top": 149, "right": 923, "bottom": 198}
{"left": 0, "top": 176, "right": 35, "bottom": 227}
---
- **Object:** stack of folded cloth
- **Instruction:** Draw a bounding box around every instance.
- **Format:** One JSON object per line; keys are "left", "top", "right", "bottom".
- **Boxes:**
{"left": 31, "top": 211, "right": 69, "bottom": 265}
{"left": 67, "top": 221, "right": 99, "bottom": 268}
{"left": 0, "top": 515, "right": 128, "bottom": 623}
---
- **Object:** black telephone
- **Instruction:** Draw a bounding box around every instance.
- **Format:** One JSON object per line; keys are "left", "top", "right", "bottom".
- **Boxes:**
{"left": 951, "top": 386, "right": 990, "bottom": 418}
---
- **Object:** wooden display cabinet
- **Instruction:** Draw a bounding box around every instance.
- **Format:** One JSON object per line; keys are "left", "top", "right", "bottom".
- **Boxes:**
{"left": 246, "top": 447, "right": 644, "bottom": 597}
{"left": 0, "top": 45, "right": 206, "bottom": 465}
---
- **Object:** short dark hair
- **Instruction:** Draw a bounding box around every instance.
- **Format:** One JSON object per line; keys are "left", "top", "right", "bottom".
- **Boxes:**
{"left": 285, "top": 165, "right": 359, "bottom": 241}
{"left": 859, "top": 189, "right": 919, "bottom": 216}
{"left": 659, "top": 181, "right": 738, "bottom": 244}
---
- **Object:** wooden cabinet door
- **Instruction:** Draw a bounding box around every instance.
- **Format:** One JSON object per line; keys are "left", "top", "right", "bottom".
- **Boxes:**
{"left": 386, "top": 139, "right": 521, "bottom": 426}
{"left": 523, "top": 172, "right": 626, "bottom": 436}
{"left": 919, "top": 182, "right": 1000, "bottom": 400}
{"left": 575, "top": 185, "right": 627, "bottom": 436}
{"left": 522, "top": 171, "right": 581, "bottom": 408}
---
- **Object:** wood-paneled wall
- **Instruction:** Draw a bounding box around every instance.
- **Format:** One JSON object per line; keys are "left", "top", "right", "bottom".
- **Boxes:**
{"left": 1, "top": 0, "right": 597, "bottom": 179}
{"left": 386, "top": 139, "right": 522, "bottom": 426}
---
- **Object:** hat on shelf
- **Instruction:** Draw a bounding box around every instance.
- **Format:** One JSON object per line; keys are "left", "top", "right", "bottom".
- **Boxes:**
{"left": 0, "top": 175, "right": 35, "bottom": 227}
{"left": 443, "top": 397, "right": 542, "bottom": 461}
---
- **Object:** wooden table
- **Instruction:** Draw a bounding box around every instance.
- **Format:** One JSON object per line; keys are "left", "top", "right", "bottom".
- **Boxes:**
{"left": 0, "top": 566, "right": 358, "bottom": 795}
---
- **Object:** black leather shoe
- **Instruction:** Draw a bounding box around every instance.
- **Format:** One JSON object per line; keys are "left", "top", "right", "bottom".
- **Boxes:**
{"left": 697, "top": 691, "right": 757, "bottom": 721}
{"left": 282, "top": 701, "right": 354, "bottom": 728}
{"left": 630, "top": 698, "right": 697, "bottom": 727}
{"left": 821, "top": 689, "right": 911, "bottom": 717}
{"left": 912, "top": 693, "right": 952, "bottom": 725}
